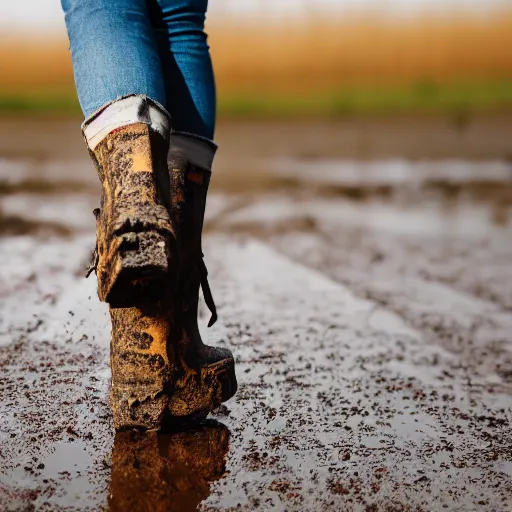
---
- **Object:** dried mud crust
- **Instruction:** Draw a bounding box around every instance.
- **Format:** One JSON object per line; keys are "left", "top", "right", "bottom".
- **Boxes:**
{"left": 109, "top": 302, "right": 173, "bottom": 431}
{"left": 90, "top": 123, "right": 174, "bottom": 307}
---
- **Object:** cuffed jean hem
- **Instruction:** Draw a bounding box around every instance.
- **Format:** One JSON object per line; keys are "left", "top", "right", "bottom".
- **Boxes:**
{"left": 82, "top": 94, "right": 172, "bottom": 150}
{"left": 169, "top": 131, "right": 217, "bottom": 171}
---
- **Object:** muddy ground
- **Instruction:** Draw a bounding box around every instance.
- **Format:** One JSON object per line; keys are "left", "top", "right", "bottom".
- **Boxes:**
{"left": 1, "top": 116, "right": 512, "bottom": 511}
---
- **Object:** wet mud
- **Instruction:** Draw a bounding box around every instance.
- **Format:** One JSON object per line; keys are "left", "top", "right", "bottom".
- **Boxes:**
{"left": 1, "top": 118, "right": 512, "bottom": 511}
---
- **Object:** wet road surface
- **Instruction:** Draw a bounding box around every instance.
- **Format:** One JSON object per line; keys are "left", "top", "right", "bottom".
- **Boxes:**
{"left": 1, "top": 118, "right": 512, "bottom": 511}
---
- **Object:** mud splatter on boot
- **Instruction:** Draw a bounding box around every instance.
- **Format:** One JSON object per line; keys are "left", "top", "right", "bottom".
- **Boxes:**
{"left": 166, "top": 145, "right": 237, "bottom": 422}
{"left": 109, "top": 299, "right": 175, "bottom": 431}
{"left": 89, "top": 123, "right": 175, "bottom": 308}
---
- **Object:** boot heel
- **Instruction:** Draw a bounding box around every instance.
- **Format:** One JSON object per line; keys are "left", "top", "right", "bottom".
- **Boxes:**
{"left": 111, "top": 384, "right": 169, "bottom": 431}
{"left": 99, "top": 231, "right": 172, "bottom": 308}
{"left": 110, "top": 305, "right": 173, "bottom": 431}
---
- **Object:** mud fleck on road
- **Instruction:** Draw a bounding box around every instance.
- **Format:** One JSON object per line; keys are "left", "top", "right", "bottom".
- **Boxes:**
{"left": 1, "top": 118, "right": 512, "bottom": 511}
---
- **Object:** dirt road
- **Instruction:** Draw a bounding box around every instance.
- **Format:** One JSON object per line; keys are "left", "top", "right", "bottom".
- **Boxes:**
{"left": 1, "top": 117, "right": 511, "bottom": 511}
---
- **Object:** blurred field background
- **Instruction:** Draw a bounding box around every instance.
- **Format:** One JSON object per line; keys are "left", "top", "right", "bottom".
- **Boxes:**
{"left": 1, "top": 1, "right": 512, "bottom": 117}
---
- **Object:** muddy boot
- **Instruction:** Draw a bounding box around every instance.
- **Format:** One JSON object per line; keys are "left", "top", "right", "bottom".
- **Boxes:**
{"left": 109, "top": 300, "right": 175, "bottom": 431}
{"left": 84, "top": 95, "right": 175, "bottom": 308}
{"left": 166, "top": 133, "right": 237, "bottom": 422}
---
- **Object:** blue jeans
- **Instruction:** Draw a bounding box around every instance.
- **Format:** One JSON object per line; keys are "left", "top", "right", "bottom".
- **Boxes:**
{"left": 61, "top": 0, "right": 216, "bottom": 139}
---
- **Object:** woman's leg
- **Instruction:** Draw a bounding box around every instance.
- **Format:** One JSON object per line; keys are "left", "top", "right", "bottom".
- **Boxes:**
{"left": 62, "top": 0, "right": 166, "bottom": 117}
{"left": 148, "top": 0, "right": 216, "bottom": 139}
{"left": 61, "top": 0, "right": 235, "bottom": 430}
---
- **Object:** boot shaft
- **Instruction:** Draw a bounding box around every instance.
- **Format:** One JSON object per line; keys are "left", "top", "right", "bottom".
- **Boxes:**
{"left": 169, "top": 152, "right": 213, "bottom": 324}
{"left": 92, "top": 123, "right": 172, "bottom": 227}
{"left": 169, "top": 153, "right": 210, "bottom": 263}
{"left": 87, "top": 123, "right": 176, "bottom": 307}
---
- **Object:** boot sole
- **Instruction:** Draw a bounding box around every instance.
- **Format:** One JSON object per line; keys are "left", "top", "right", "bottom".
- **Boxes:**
{"left": 166, "top": 355, "right": 238, "bottom": 425}
{"left": 111, "top": 358, "right": 237, "bottom": 432}
{"left": 99, "top": 231, "right": 173, "bottom": 308}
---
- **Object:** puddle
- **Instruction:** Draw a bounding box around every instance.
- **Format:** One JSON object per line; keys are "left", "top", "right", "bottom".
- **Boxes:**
{"left": 40, "top": 440, "right": 94, "bottom": 480}
{"left": 1, "top": 440, "right": 101, "bottom": 510}
{"left": 494, "top": 462, "right": 512, "bottom": 478}
{"left": 0, "top": 421, "right": 231, "bottom": 511}
{"left": 39, "top": 441, "right": 98, "bottom": 508}
{"left": 270, "top": 157, "right": 512, "bottom": 188}
{"left": 226, "top": 195, "right": 512, "bottom": 240}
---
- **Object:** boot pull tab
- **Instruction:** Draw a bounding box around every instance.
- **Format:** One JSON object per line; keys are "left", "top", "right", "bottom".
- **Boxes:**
{"left": 187, "top": 166, "right": 204, "bottom": 186}
{"left": 198, "top": 256, "right": 217, "bottom": 327}
{"left": 86, "top": 208, "right": 101, "bottom": 278}
{"left": 86, "top": 244, "right": 99, "bottom": 278}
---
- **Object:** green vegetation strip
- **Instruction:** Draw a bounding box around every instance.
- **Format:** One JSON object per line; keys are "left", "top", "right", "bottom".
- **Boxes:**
{"left": 0, "top": 90, "right": 80, "bottom": 115}
{"left": 219, "top": 79, "right": 512, "bottom": 117}
{"left": 1, "top": 79, "right": 511, "bottom": 117}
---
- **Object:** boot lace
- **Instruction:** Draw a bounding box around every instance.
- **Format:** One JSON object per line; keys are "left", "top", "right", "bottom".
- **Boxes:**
{"left": 85, "top": 208, "right": 100, "bottom": 278}
{"left": 198, "top": 254, "right": 217, "bottom": 327}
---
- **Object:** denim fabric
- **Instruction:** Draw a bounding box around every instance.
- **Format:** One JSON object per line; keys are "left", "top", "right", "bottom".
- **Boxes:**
{"left": 61, "top": 0, "right": 216, "bottom": 139}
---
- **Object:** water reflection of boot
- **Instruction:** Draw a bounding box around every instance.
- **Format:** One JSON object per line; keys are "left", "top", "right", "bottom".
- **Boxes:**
{"left": 109, "top": 420, "right": 230, "bottom": 512}
{"left": 166, "top": 133, "right": 237, "bottom": 423}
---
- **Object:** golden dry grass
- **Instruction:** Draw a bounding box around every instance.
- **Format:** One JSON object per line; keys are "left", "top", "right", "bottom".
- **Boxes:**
{"left": 210, "top": 11, "right": 512, "bottom": 94}
{"left": 1, "top": 11, "right": 511, "bottom": 113}
{"left": 0, "top": 40, "right": 74, "bottom": 91}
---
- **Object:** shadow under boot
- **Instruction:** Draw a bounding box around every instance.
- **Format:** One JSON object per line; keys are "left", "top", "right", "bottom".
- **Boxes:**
{"left": 109, "top": 420, "right": 230, "bottom": 512}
